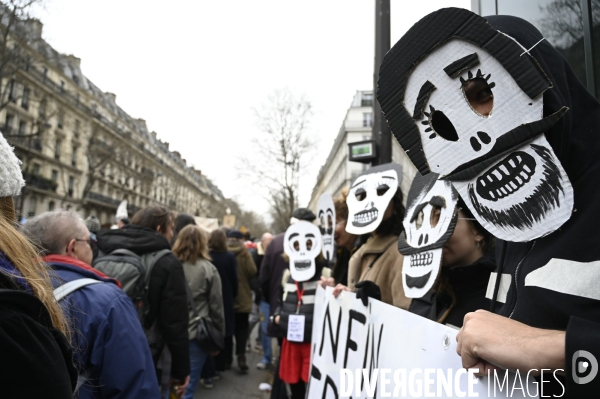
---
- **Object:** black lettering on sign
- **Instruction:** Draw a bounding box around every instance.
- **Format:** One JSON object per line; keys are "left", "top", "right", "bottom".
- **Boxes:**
{"left": 319, "top": 302, "right": 343, "bottom": 363}
{"left": 360, "top": 324, "right": 385, "bottom": 395}
{"left": 343, "top": 310, "right": 366, "bottom": 368}
{"left": 321, "top": 375, "right": 339, "bottom": 399}
{"left": 306, "top": 364, "right": 322, "bottom": 396}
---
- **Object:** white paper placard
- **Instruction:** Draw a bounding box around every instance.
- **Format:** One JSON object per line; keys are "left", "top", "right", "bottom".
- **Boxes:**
{"left": 287, "top": 314, "right": 306, "bottom": 342}
{"left": 308, "top": 287, "right": 538, "bottom": 398}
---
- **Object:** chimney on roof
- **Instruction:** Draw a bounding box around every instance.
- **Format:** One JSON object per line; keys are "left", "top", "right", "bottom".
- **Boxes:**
{"left": 173, "top": 151, "right": 181, "bottom": 159}
{"left": 164, "top": 142, "right": 169, "bottom": 150}
{"left": 25, "top": 19, "right": 43, "bottom": 39}
{"left": 66, "top": 55, "right": 81, "bottom": 68}
{"left": 151, "top": 131, "right": 157, "bottom": 139}
{"left": 105, "top": 92, "right": 116, "bottom": 103}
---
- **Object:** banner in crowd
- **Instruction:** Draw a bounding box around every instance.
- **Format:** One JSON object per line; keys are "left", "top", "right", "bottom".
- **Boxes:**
{"left": 308, "top": 287, "right": 540, "bottom": 398}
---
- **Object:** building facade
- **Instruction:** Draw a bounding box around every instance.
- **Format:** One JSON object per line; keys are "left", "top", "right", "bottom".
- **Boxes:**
{"left": 2, "top": 19, "right": 229, "bottom": 225}
{"left": 472, "top": 0, "right": 599, "bottom": 99}
{"left": 308, "top": 90, "right": 416, "bottom": 211}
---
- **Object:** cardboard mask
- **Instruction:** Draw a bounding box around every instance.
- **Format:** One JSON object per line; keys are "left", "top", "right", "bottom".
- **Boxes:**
{"left": 317, "top": 193, "right": 335, "bottom": 262}
{"left": 377, "top": 7, "right": 573, "bottom": 242}
{"left": 399, "top": 173, "right": 459, "bottom": 298}
{"left": 345, "top": 163, "right": 403, "bottom": 235}
{"left": 284, "top": 221, "right": 322, "bottom": 282}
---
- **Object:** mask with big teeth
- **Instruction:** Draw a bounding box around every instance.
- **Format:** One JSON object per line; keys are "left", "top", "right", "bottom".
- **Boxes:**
{"left": 399, "top": 173, "right": 459, "bottom": 298}
{"left": 346, "top": 163, "right": 403, "bottom": 235}
{"left": 284, "top": 221, "right": 322, "bottom": 282}
{"left": 317, "top": 193, "right": 335, "bottom": 262}
{"left": 378, "top": 8, "right": 573, "bottom": 242}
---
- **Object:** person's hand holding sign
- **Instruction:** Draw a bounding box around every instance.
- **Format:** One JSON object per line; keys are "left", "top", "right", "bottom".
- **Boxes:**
{"left": 456, "top": 310, "right": 565, "bottom": 377}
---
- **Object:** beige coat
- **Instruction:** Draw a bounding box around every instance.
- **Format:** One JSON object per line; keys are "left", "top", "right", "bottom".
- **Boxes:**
{"left": 347, "top": 234, "right": 411, "bottom": 310}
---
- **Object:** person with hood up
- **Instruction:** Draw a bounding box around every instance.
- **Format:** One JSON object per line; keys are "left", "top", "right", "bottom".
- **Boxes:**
{"left": 97, "top": 206, "right": 190, "bottom": 394}
{"left": 377, "top": 8, "right": 600, "bottom": 396}
{"left": 23, "top": 210, "right": 160, "bottom": 398}
{"left": 227, "top": 229, "right": 257, "bottom": 372}
{"left": 0, "top": 131, "right": 76, "bottom": 398}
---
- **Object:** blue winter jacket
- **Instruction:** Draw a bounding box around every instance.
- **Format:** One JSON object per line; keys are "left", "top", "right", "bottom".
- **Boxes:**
{"left": 45, "top": 254, "right": 160, "bottom": 399}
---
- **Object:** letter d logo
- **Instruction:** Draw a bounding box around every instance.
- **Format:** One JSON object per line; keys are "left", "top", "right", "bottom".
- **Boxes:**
{"left": 572, "top": 350, "right": 598, "bottom": 384}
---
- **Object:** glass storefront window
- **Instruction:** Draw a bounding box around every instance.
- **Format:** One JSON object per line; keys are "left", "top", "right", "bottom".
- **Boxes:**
{"left": 479, "top": 0, "right": 597, "bottom": 96}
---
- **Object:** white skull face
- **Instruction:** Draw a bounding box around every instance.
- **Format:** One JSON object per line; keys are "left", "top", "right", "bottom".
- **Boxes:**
{"left": 317, "top": 193, "right": 335, "bottom": 262}
{"left": 404, "top": 38, "right": 573, "bottom": 241}
{"left": 399, "top": 175, "right": 458, "bottom": 298}
{"left": 346, "top": 166, "right": 400, "bottom": 235}
{"left": 284, "top": 221, "right": 322, "bottom": 282}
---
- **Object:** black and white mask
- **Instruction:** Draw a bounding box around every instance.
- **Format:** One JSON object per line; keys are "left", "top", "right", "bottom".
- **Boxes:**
{"left": 378, "top": 8, "right": 573, "bottom": 242}
{"left": 346, "top": 163, "right": 403, "bottom": 235}
{"left": 284, "top": 221, "right": 322, "bottom": 282}
{"left": 317, "top": 193, "right": 335, "bottom": 262}
{"left": 399, "top": 173, "right": 459, "bottom": 298}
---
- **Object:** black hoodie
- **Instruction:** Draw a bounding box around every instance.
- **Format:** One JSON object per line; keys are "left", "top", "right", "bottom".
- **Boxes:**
{"left": 485, "top": 15, "right": 600, "bottom": 397}
{"left": 97, "top": 225, "right": 190, "bottom": 380}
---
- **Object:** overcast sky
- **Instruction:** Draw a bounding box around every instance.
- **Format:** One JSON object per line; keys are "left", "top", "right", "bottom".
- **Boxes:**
{"left": 33, "top": 0, "right": 470, "bottom": 219}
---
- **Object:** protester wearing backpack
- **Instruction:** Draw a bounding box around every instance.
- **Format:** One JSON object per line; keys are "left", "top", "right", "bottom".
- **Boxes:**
{"left": 23, "top": 210, "right": 160, "bottom": 399}
{"left": 97, "top": 206, "right": 190, "bottom": 395}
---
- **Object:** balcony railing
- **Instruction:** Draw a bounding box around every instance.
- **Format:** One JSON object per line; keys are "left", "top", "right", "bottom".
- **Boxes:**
{"left": 6, "top": 132, "right": 43, "bottom": 151}
{"left": 23, "top": 173, "right": 57, "bottom": 192}
{"left": 86, "top": 192, "right": 121, "bottom": 207}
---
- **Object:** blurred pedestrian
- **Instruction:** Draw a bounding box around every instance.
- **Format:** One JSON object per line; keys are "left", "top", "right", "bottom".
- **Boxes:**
{"left": 0, "top": 132, "right": 76, "bottom": 398}
{"left": 172, "top": 213, "right": 196, "bottom": 245}
{"left": 255, "top": 232, "right": 274, "bottom": 369}
{"left": 97, "top": 207, "right": 190, "bottom": 395}
{"left": 172, "top": 225, "right": 225, "bottom": 399}
{"left": 23, "top": 210, "right": 159, "bottom": 398}
{"left": 208, "top": 229, "right": 238, "bottom": 372}
{"left": 227, "top": 230, "right": 257, "bottom": 372}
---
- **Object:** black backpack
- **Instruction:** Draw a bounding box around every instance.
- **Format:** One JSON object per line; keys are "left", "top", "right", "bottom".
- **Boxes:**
{"left": 92, "top": 248, "right": 171, "bottom": 356}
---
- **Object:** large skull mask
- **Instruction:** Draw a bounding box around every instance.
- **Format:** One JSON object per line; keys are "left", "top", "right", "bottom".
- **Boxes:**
{"left": 378, "top": 8, "right": 573, "bottom": 242}
{"left": 284, "top": 221, "right": 322, "bottom": 282}
{"left": 399, "top": 173, "right": 459, "bottom": 298}
{"left": 346, "top": 163, "right": 403, "bottom": 235}
{"left": 317, "top": 193, "right": 335, "bottom": 262}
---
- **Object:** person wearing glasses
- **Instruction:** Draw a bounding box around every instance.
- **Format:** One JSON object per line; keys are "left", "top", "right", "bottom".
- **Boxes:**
{"left": 23, "top": 211, "right": 160, "bottom": 398}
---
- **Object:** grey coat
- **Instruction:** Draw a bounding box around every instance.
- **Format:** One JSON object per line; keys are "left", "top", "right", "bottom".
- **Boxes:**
{"left": 182, "top": 258, "right": 225, "bottom": 340}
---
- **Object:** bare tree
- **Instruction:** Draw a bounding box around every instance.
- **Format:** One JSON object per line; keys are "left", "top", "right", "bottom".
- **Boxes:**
{"left": 538, "top": 0, "right": 600, "bottom": 49}
{"left": 241, "top": 88, "right": 315, "bottom": 233}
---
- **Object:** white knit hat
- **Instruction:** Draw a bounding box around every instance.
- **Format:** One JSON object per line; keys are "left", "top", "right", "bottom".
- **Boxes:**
{"left": 0, "top": 130, "right": 25, "bottom": 197}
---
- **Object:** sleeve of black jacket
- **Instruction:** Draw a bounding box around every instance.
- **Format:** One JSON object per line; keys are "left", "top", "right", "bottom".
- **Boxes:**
{"left": 148, "top": 253, "right": 190, "bottom": 379}
{"left": 565, "top": 316, "right": 600, "bottom": 396}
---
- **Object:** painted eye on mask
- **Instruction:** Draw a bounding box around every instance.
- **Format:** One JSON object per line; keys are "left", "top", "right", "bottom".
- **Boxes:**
{"left": 376, "top": 184, "right": 390, "bottom": 196}
{"left": 355, "top": 188, "right": 367, "bottom": 201}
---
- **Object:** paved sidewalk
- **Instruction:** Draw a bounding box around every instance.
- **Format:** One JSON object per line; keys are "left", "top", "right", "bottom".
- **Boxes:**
{"left": 193, "top": 327, "right": 274, "bottom": 399}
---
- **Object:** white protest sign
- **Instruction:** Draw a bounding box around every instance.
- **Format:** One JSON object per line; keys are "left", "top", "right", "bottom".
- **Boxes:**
{"left": 308, "top": 287, "right": 540, "bottom": 398}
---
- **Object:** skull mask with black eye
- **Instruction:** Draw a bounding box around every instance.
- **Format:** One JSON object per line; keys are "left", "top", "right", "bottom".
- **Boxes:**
{"left": 284, "top": 221, "right": 322, "bottom": 282}
{"left": 378, "top": 8, "right": 573, "bottom": 242}
{"left": 398, "top": 173, "right": 459, "bottom": 298}
{"left": 317, "top": 193, "right": 335, "bottom": 262}
{"left": 346, "top": 163, "right": 403, "bottom": 235}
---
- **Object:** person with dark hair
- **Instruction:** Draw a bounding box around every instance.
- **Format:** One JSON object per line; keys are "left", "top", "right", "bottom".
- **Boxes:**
{"left": 172, "top": 213, "right": 197, "bottom": 245}
{"left": 408, "top": 199, "right": 495, "bottom": 327}
{"left": 208, "top": 229, "right": 239, "bottom": 373}
{"left": 97, "top": 206, "right": 190, "bottom": 395}
{"left": 117, "top": 217, "right": 130, "bottom": 229}
{"left": 227, "top": 230, "right": 257, "bottom": 372}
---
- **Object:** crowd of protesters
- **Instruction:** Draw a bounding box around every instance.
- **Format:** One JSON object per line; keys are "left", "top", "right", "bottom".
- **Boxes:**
{"left": 0, "top": 7, "right": 599, "bottom": 399}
